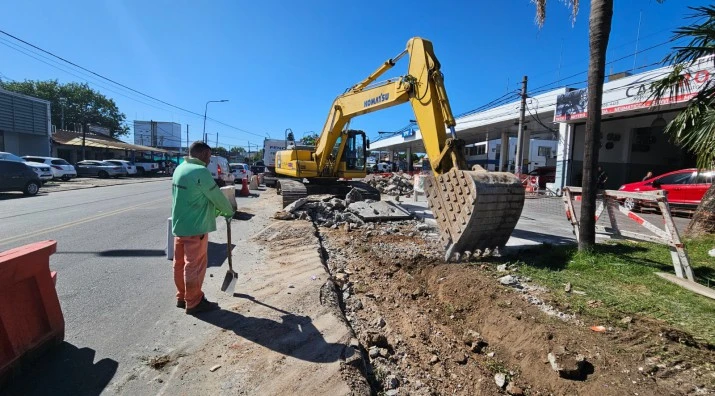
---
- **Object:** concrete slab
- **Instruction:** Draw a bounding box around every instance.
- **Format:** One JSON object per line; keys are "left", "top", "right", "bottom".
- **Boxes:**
{"left": 347, "top": 201, "right": 412, "bottom": 221}
{"left": 656, "top": 272, "right": 715, "bottom": 300}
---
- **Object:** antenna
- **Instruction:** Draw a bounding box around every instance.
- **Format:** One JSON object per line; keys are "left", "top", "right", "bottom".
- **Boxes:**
{"left": 633, "top": 10, "right": 643, "bottom": 72}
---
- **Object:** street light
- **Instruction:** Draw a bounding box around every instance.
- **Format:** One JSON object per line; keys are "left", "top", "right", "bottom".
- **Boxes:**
{"left": 58, "top": 97, "right": 67, "bottom": 130}
{"left": 203, "top": 100, "right": 229, "bottom": 143}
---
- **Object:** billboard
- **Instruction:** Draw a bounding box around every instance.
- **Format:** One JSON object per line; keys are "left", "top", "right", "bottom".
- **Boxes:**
{"left": 133, "top": 121, "right": 182, "bottom": 149}
{"left": 555, "top": 56, "right": 715, "bottom": 122}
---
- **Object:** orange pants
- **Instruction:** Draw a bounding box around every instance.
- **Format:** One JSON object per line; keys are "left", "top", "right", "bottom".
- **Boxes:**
{"left": 173, "top": 234, "right": 209, "bottom": 309}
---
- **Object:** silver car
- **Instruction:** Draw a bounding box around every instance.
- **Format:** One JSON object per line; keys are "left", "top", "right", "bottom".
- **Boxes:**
{"left": 75, "top": 160, "right": 127, "bottom": 178}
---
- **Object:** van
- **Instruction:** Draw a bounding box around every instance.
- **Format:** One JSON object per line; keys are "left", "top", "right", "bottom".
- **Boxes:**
{"left": 207, "top": 155, "right": 235, "bottom": 187}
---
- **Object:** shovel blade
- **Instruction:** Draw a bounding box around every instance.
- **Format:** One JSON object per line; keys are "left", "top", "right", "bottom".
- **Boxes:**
{"left": 220, "top": 270, "right": 238, "bottom": 293}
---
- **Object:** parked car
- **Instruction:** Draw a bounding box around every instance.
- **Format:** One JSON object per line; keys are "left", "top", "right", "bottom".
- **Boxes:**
{"left": 0, "top": 152, "right": 53, "bottom": 183}
{"left": 208, "top": 156, "right": 234, "bottom": 187}
{"left": 132, "top": 159, "right": 160, "bottom": 176}
{"left": 523, "top": 166, "right": 556, "bottom": 189}
{"left": 250, "top": 164, "right": 266, "bottom": 175}
{"left": 0, "top": 160, "right": 42, "bottom": 196}
{"left": 104, "top": 160, "right": 137, "bottom": 176}
{"left": 619, "top": 168, "right": 713, "bottom": 211}
{"left": 22, "top": 156, "right": 78, "bottom": 181}
{"left": 75, "top": 160, "right": 127, "bottom": 178}
{"left": 230, "top": 162, "right": 253, "bottom": 183}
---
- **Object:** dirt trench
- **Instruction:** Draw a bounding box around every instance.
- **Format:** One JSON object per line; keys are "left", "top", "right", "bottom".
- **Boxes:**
{"left": 315, "top": 220, "right": 715, "bottom": 395}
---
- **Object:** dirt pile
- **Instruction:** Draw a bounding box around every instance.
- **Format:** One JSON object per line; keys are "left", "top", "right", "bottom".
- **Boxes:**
{"left": 365, "top": 173, "right": 415, "bottom": 196}
{"left": 317, "top": 224, "right": 715, "bottom": 395}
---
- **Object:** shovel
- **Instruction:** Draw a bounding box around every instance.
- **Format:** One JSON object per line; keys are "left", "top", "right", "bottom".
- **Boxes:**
{"left": 220, "top": 217, "right": 238, "bottom": 294}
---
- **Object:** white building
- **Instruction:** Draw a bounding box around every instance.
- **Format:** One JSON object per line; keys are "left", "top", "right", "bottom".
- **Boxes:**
{"left": 370, "top": 56, "right": 713, "bottom": 191}
{"left": 133, "top": 121, "right": 182, "bottom": 150}
{"left": 465, "top": 137, "right": 557, "bottom": 172}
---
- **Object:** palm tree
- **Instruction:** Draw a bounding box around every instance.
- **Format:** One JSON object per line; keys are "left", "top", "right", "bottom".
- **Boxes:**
{"left": 651, "top": 5, "right": 715, "bottom": 237}
{"left": 532, "top": 0, "right": 613, "bottom": 250}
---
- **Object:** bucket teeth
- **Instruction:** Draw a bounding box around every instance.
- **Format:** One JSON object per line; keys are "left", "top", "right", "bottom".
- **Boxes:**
{"left": 426, "top": 170, "right": 524, "bottom": 261}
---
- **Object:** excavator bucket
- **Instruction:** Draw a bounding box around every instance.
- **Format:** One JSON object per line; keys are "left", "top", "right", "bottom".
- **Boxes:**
{"left": 424, "top": 168, "right": 525, "bottom": 261}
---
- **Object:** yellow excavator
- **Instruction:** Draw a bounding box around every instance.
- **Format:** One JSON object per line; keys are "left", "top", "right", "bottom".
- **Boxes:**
{"left": 275, "top": 37, "right": 525, "bottom": 259}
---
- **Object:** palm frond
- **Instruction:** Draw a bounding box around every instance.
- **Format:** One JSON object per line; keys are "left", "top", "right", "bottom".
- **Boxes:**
{"left": 651, "top": 5, "right": 715, "bottom": 169}
{"left": 530, "top": 0, "right": 578, "bottom": 28}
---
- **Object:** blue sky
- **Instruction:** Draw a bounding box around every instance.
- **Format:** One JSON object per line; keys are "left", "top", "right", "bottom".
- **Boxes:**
{"left": 0, "top": 0, "right": 709, "bottom": 149}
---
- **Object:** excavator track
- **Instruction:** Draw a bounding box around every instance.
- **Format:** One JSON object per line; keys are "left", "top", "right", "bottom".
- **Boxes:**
{"left": 277, "top": 179, "right": 308, "bottom": 208}
{"left": 277, "top": 179, "right": 381, "bottom": 208}
{"left": 424, "top": 168, "right": 525, "bottom": 261}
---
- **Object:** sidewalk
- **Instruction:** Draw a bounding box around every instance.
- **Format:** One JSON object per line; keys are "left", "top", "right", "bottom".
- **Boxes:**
{"left": 41, "top": 176, "right": 172, "bottom": 193}
{"left": 111, "top": 189, "right": 369, "bottom": 395}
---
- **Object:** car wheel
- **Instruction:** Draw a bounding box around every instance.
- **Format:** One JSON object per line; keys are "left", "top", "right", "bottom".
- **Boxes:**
{"left": 24, "top": 181, "right": 40, "bottom": 196}
{"left": 98, "top": 171, "right": 109, "bottom": 179}
{"left": 623, "top": 197, "right": 636, "bottom": 211}
{"left": 61, "top": 175, "right": 71, "bottom": 181}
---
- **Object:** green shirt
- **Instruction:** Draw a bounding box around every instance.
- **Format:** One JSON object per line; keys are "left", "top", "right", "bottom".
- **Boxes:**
{"left": 171, "top": 157, "right": 234, "bottom": 237}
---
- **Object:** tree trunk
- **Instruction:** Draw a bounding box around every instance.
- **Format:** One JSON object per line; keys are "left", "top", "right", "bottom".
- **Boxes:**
{"left": 579, "top": 0, "right": 614, "bottom": 251}
{"left": 685, "top": 182, "right": 715, "bottom": 237}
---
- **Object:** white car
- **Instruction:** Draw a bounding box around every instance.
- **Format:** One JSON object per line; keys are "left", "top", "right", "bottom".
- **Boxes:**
{"left": 0, "top": 152, "right": 53, "bottom": 182}
{"left": 23, "top": 156, "right": 78, "bottom": 181}
{"left": 229, "top": 163, "right": 253, "bottom": 183}
{"left": 105, "top": 160, "right": 137, "bottom": 175}
{"left": 207, "top": 155, "right": 235, "bottom": 187}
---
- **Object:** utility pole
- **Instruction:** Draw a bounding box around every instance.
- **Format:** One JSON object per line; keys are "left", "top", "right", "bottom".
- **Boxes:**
{"left": 82, "top": 123, "right": 87, "bottom": 161}
{"left": 186, "top": 124, "right": 189, "bottom": 155}
{"left": 514, "top": 75, "right": 528, "bottom": 175}
{"left": 216, "top": 133, "right": 219, "bottom": 149}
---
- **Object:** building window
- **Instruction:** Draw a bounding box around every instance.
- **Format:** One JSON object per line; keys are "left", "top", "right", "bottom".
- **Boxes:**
{"left": 475, "top": 145, "right": 486, "bottom": 155}
{"left": 538, "top": 146, "right": 551, "bottom": 157}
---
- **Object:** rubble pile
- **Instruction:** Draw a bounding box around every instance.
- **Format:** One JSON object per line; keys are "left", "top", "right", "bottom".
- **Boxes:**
{"left": 275, "top": 191, "right": 370, "bottom": 230}
{"left": 366, "top": 173, "right": 414, "bottom": 196}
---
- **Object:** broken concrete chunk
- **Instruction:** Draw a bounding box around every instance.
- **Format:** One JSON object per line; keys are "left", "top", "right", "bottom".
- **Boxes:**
{"left": 494, "top": 372, "right": 506, "bottom": 388}
{"left": 499, "top": 275, "right": 518, "bottom": 286}
{"left": 273, "top": 211, "right": 294, "bottom": 220}
{"left": 345, "top": 188, "right": 364, "bottom": 205}
{"left": 547, "top": 346, "right": 587, "bottom": 379}
{"left": 385, "top": 374, "right": 399, "bottom": 390}
{"left": 284, "top": 197, "right": 308, "bottom": 213}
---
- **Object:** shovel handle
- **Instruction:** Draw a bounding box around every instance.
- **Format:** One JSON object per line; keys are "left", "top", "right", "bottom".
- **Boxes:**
{"left": 226, "top": 217, "right": 233, "bottom": 272}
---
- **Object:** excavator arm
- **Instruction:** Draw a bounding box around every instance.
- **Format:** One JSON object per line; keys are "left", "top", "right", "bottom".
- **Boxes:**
{"left": 313, "top": 37, "right": 466, "bottom": 176}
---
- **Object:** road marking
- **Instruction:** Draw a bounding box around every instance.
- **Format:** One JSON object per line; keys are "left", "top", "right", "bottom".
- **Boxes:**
{"left": 0, "top": 198, "right": 167, "bottom": 246}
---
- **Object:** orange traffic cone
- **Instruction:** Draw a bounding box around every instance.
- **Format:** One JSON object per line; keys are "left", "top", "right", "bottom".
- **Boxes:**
{"left": 239, "top": 177, "right": 250, "bottom": 197}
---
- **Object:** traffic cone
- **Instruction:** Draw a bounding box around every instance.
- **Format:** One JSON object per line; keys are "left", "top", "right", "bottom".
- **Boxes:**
{"left": 240, "top": 177, "right": 250, "bottom": 197}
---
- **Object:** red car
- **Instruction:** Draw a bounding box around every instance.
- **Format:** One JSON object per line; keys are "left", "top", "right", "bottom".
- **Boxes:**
{"left": 618, "top": 168, "right": 713, "bottom": 211}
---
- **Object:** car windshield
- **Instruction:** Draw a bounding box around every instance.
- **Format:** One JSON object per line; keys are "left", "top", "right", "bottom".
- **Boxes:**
{"left": 100, "top": 161, "right": 115, "bottom": 166}
{"left": 51, "top": 159, "right": 70, "bottom": 165}
{"left": 0, "top": 152, "right": 25, "bottom": 162}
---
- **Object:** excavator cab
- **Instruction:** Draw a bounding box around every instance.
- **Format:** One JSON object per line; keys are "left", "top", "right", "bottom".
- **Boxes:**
{"left": 343, "top": 130, "right": 367, "bottom": 172}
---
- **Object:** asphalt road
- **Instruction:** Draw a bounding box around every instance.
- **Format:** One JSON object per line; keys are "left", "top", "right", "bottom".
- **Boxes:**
{"left": 0, "top": 180, "right": 225, "bottom": 395}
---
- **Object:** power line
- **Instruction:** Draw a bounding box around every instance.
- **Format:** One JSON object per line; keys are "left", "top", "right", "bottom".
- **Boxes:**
{"left": 0, "top": 28, "right": 266, "bottom": 139}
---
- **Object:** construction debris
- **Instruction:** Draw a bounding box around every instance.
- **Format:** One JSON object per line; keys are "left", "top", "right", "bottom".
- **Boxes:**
{"left": 281, "top": 189, "right": 412, "bottom": 228}
{"left": 365, "top": 173, "right": 414, "bottom": 196}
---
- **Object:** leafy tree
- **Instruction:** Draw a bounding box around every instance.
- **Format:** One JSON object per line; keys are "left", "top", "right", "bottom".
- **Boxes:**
{"left": 301, "top": 132, "right": 319, "bottom": 146}
{"left": 533, "top": 0, "right": 613, "bottom": 251}
{"left": 0, "top": 80, "right": 129, "bottom": 137}
{"left": 651, "top": 5, "right": 715, "bottom": 236}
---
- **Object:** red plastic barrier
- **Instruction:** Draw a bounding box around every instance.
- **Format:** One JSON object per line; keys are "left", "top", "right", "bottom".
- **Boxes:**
{"left": 0, "top": 240, "right": 64, "bottom": 385}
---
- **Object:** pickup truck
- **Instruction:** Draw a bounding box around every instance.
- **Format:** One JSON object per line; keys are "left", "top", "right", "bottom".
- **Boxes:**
{"left": 132, "top": 159, "right": 159, "bottom": 176}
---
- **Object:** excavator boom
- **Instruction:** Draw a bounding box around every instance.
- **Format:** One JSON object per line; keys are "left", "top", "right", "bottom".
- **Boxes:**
{"left": 276, "top": 37, "right": 525, "bottom": 260}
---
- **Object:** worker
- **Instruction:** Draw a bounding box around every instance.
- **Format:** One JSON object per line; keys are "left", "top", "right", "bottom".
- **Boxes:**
{"left": 642, "top": 171, "right": 653, "bottom": 181}
{"left": 597, "top": 165, "right": 608, "bottom": 190}
{"left": 171, "top": 141, "right": 235, "bottom": 315}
